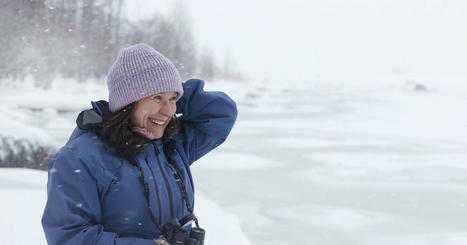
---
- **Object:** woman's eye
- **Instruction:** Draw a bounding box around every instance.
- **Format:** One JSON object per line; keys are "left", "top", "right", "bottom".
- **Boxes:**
{"left": 153, "top": 95, "right": 162, "bottom": 100}
{"left": 170, "top": 96, "right": 177, "bottom": 101}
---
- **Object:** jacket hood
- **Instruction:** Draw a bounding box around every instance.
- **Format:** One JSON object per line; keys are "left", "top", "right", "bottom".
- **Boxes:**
{"left": 69, "top": 100, "right": 114, "bottom": 144}
{"left": 76, "top": 100, "right": 113, "bottom": 133}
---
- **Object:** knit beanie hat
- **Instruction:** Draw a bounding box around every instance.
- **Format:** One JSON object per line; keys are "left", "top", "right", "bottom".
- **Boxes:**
{"left": 106, "top": 43, "right": 184, "bottom": 112}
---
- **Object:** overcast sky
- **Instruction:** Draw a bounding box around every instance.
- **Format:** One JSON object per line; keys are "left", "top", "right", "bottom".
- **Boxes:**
{"left": 125, "top": 0, "right": 467, "bottom": 84}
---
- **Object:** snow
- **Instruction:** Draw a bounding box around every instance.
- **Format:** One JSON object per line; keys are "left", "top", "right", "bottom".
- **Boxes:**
{"left": 0, "top": 77, "right": 107, "bottom": 112}
{"left": 361, "top": 233, "right": 467, "bottom": 245}
{"left": 263, "top": 204, "right": 392, "bottom": 229}
{"left": 195, "top": 78, "right": 467, "bottom": 245}
{"left": 0, "top": 111, "right": 57, "bottom": 149}
{"left": 0, "top": 169, "right": 47, "bottom": 245}
{"left": 1, "top": 75, "right": 467, "bottom": 245}
{"left": 0, "top": 108, "right": 57, "bottom": 166}
{"left": 196, "top": 193, "right": 250, "bottom": 245}
{"left": 0, "top": 168, "right": 250, "bottom": 245}
{"left": 302, "top": 152, "right": 467, "bottom": 187}
{"left": 0, "top": 78, "right": 106, "bottom": 145}
{"left": 196, "top": 153, "right": 281, "bottom": 170}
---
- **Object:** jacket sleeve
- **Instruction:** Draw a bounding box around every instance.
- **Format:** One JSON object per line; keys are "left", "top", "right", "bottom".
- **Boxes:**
{"left": 41, "top": 149, "right": 156, "bottom": 245}
{"left": 175, "top": 79, "right": 238, "bottom": 164}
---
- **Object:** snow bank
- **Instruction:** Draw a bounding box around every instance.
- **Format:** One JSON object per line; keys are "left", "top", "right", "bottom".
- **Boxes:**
{"left": 196, "top": 193, "right": 251, "bottom": 245}
{"left": 0, "top": 110, "right": 57, "bottom": 148}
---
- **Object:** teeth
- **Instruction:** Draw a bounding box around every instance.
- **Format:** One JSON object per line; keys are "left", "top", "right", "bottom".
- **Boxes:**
{"left": 151, "top": 119, "right": 165, "bottom": 125}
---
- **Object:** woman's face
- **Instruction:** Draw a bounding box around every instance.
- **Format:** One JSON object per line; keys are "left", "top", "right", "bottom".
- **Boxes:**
{"left": 131, "top": 91, "right": 178, "bottom": 139}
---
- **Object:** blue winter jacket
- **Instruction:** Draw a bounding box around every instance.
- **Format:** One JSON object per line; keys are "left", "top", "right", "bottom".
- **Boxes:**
{"left": 42, "top": 79, "right": 237, "bottom": 244}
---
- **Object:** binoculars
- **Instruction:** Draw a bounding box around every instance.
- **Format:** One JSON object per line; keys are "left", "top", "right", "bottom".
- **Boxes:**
{"left": 162, "top": 217, "right": 205, "bottom": 245}
{"left": 170, "top": 226, "right": 205, "bottom": 245}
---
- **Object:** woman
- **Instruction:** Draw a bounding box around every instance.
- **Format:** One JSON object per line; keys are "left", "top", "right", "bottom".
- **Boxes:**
{"left": 42, "top": 43, "right": 237, "bottom": 244}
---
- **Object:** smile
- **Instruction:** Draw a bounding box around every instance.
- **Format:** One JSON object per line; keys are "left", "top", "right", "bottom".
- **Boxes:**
{"left": 150, "top": 118, "right": 165, "bottom": 126}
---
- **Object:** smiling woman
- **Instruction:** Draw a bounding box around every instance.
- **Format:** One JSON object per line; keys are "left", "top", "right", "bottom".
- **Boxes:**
{"left": 41, "top": 43, "right": 238, "bottom": 245}
{"left": 131, "top": 92, "right": 178, "bottom": 139}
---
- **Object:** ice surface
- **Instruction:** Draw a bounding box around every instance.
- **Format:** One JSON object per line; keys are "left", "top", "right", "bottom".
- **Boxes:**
{"left": 263, "top": 204, "right": 392, "bottom": 229}
{"left": 196, "top": 153, "right": 281, "bottom": 170}
{"left": 301, "top": 152, "right": 467, "bottom": 186}
{"left": 360, "top": 233, "right": 467, "bottom": 245}
{"left": 195, "top": 79, "right": 467, "bottom": 245}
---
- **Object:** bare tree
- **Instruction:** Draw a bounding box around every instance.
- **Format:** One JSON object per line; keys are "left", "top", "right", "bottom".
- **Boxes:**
{"left": 0, "top": 0, "right": 232, "bottom": 86}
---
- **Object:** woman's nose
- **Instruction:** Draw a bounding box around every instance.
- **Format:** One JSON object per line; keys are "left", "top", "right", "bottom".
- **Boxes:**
{"left": 158, "top": 101, "right": 172, "bottom": 116}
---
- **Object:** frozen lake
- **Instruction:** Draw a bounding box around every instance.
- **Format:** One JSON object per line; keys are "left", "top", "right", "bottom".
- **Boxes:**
{"left": 1, "top": 79, "right": 467, "bottom": 244}
{"left": 193, "top": 81, "right": 467, "bottom": 245}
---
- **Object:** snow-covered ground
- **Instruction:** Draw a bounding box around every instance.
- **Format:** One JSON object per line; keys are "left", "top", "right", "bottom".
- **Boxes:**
{"left": 0, "top": 168, "right": 249, "bottom": 245}
{"left": 1, "top": 77, "right": 467, "bottom": 244}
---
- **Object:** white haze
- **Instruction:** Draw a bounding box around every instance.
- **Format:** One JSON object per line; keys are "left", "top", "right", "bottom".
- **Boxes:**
{"left": 125, "top": 0, "right": 467, "bottom": 83}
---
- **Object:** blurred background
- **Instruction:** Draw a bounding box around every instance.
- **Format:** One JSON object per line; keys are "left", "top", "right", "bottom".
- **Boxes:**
{"left": 1, "top": 0, "right": 467, "bottom": 244}
{"left": 2, "top": 0, "right": 467, "bottom": 86}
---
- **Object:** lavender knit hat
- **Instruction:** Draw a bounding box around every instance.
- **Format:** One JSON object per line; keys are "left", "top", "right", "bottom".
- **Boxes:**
{"left": 106, "top": 43, "right": 184, "bottom": 112}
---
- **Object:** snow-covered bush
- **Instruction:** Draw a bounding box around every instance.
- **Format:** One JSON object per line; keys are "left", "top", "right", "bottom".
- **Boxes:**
{"left": 0, "top": 136, "right": 56, "bottom": 170}
{"left": 0, "top": 111, "right": 58, "bottom": 170}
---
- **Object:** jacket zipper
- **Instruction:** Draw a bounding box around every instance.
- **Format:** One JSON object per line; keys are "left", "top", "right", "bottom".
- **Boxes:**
{"left": 166, "top": 163, "right": 186, "bottom": 216}
{"left": 143, "top": 154, "right": 163, "bottom": 225}
{"left": 153, "top": 143, "right": 175, "bottom": 220}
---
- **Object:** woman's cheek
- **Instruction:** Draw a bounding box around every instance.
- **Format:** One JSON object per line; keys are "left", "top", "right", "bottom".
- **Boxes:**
{"left": 135, "top": 111, "right": 146, "bottom": 128}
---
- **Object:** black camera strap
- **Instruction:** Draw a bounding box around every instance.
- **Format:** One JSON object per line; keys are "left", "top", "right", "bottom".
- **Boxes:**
{"left": 132, "top": 156, "right": 163, "bottom": 232}
{"left": 131, "top": 145, "right": 201, "bottom": 241}
{"left": 163, "top": 148, "right": 200, "bottom": 228}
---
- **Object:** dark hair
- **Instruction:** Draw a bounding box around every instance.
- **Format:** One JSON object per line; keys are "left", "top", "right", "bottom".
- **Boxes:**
{"left": 100, "top": 103, "right": 180, "bottom": 161}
